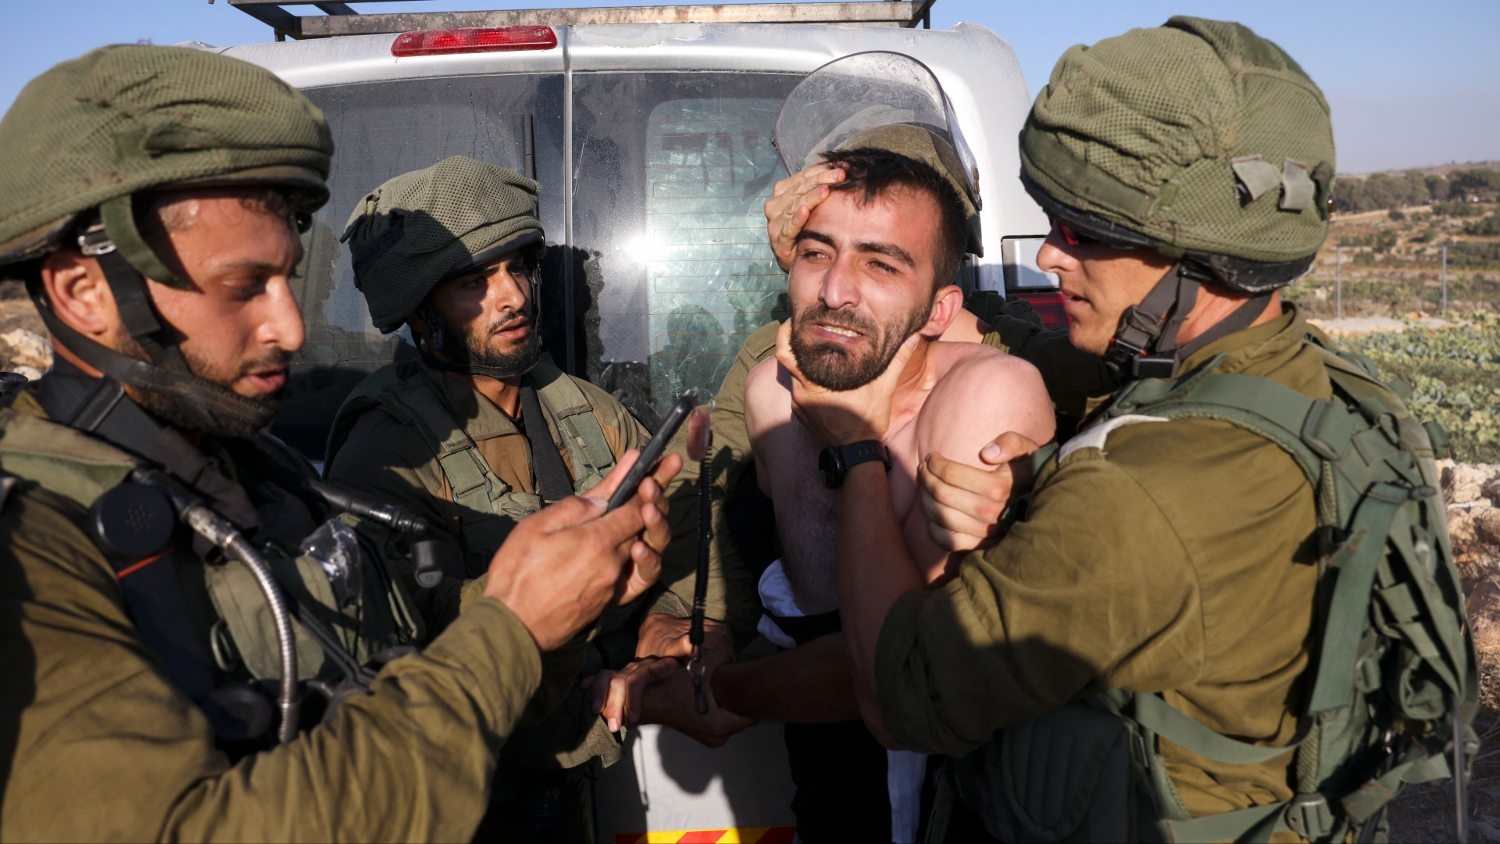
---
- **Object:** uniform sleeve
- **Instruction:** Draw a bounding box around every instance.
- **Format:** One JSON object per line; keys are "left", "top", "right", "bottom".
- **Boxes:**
{"left": 874, "top": 442, "right": 1206, "bottom": 756}
{"left": 0, "top": 489, "right": 543, "bottom": 843}
{"left": 654, "top": 320, "right": 779, "bottom": 637}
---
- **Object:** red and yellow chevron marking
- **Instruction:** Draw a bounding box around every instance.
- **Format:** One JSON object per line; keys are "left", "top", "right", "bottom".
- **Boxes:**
{"left": 614, "top": 825, "right": 796, "bottom": 844}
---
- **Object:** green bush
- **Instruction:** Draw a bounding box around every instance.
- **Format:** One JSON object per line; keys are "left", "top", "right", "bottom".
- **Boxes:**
{"left": 1448, "top": 242, "right": 1500, "bottom": 267}
{"left": 1339, "top": 315, "right": 1500, "bottom": 463}
{"left": 1432, "top": 201, "right": 1485, "bottom": 218}
{"left": 1462, "top": 212, "right": 1500, "bottom": 236}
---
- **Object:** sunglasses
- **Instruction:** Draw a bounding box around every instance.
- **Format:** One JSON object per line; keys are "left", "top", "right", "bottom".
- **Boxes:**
{"left": 1050, "top": 215, "right": 1122, "bottom": 248}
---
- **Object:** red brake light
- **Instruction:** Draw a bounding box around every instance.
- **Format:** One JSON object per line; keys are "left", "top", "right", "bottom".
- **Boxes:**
{"left": 392, "top": 26, "right": 558, "bottom": 57}
{"left": 1010, "top": 290, "right": 1070, "bottom": 331}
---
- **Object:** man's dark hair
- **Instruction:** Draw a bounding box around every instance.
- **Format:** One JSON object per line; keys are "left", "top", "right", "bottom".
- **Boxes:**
{"left": 820, "top": 147, "right": 968, "bottom": 289}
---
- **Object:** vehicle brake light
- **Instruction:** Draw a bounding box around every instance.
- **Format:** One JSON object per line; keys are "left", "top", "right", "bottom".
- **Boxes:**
{"left": 1010, "top": 290, "right": 1070, "bottom": 331}
{"left": 392, "top": 26, "right": 558, "bottom": 57}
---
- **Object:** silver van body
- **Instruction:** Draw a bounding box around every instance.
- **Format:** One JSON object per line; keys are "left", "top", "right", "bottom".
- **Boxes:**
{"left": 219, "top": 14, "right": 1045, "bottom": 835}
{"left": 218, "top": 19, "right": 1047, "bottom": 454}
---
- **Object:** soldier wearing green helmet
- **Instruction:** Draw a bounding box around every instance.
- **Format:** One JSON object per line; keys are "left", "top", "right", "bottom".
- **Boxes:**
{"left": 0, "top": 45, "right": 675, "bottom": 841}
{"left": 778, "top": 17, "right": 1472, "bottom": 843}
{"left": 325, "top": 155, "right": 651, "bottom": 841}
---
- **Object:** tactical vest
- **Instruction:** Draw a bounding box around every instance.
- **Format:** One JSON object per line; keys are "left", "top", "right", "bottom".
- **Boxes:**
{"left": 940, "top": 338, "right": 1478, "bottom": 844}
{"left": 326, "top": 356, "right": 617, "bottom": 574}
{"left": 0, "top": 397, "right": 424, "bottom": 752}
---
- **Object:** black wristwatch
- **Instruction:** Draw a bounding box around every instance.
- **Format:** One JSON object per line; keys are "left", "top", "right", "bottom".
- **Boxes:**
{"left": 818, "top": 440, "right": 891, "bottom": 489}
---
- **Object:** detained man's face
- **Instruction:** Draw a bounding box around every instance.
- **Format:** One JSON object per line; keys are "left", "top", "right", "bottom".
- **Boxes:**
{"left": 119, "top": 189, "right": 306, "bottom": 436}
{"left": 786, "top": 186, "right": 944, "bottom": 391}
{"left": 422, "top": 247, "right": 541, "bottom": 379}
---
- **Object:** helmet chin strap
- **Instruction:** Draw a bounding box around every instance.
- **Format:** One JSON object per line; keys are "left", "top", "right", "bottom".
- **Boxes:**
{"left": 27, "top": 208, "right": 278, "bottom": 436}
{"left": 29, "top": 294, "right": 279, "bottom": 434}
{"left": 417, "top": 344, "right": 540, "bottom": 382}
{"left": 1104, "top": 262, "right": 1273, "bottom": 381}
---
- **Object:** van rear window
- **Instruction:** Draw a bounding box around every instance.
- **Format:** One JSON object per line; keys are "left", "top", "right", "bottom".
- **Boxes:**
{"left": 271, "top": 70, "right": 799, "bottom": 451}
{"left": 572, "top": 72, "right": 800, "bottom": 427}
{"left": 274, "top": 74, "right": 565, "bottom": 457}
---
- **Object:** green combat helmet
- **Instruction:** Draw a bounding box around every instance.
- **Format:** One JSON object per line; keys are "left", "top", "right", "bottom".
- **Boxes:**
{"left": 1019, "top": 16, "right": 1336, "bottom": 378}
{"left": 0, "top": 44, "right": 333, "bottom": 433}
{"left": 342, "top": 156, "right": 544, "bottom": 329}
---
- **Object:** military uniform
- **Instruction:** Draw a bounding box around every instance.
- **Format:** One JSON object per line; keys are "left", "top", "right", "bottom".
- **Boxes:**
{"left": 326, "top": 355, "right": 645, "bottom": 618}
{"left": 326, "top": 352, "right": 645, "bottom": 710}
{"left": 0, "top": 386, "right": 546, "bottom": 841}
{"left": 875, "top": 306, "right": 1323, "bottom": 820}
{"left": 331, "top": 155, "right": 656, "bottom": 841}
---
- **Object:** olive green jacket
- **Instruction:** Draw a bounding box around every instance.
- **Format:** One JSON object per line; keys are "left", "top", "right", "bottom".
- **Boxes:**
{"left": 0, "top": 395, "right": 545, "bottom": 842}
{"left": 875, "top": 307, "right": 1325, "bottom": 817}
{"left": 325, "top": 357, "right": 646, "bottom": 628}
{"left": 324, "top": 358, "right": 648, "bottom": 769}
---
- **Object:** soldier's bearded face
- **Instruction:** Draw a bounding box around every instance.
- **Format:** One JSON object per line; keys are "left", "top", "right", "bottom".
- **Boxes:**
{"left": 786, "top": 187, "right": 942, "bottom": 391}
{"left": 424, "top": 250, "right": 541, "bottom": 378}
{"left": 119, "top": 190, "right": 304, "bottom": 437}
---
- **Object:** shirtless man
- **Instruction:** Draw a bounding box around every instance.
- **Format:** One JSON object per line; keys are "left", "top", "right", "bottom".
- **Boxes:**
{"left": 742, "top": 145, "right": 1053, "bottom": 841}
{"left": 592, "top": 136, "right": 1053, "bottom": 844}
{"left": 748, "top": 145, "right": 1051, "bottom": 616}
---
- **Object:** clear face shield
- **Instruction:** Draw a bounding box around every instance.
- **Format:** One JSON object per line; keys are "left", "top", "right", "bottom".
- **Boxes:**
{"left": 772, "top": 51, "right": 981, "bottom": 201}
{"left": 773, "top": 51, "right": 984, "bottom": 255}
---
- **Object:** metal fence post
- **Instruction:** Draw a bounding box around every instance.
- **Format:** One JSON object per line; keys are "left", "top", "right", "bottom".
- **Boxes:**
{"left": 1441, "top": 244, "right": 1448, "bottom": 314}
{"left": 1335, "top": 246, "right": 1343, "bottom": 320}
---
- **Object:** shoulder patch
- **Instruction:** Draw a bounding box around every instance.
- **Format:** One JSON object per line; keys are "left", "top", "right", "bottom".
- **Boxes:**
{"left": 1060, "top": 414, "right": 1168, "bottom": 460}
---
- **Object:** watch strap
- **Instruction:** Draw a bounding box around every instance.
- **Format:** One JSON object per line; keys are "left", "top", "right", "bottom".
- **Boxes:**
{"left": 819, "top": 440, "right": 890, "bottom": 488}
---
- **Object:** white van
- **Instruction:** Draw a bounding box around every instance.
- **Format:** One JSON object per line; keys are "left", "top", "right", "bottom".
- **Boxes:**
{"left": 219, "top": 2, "right": 1053, "bottom": 836}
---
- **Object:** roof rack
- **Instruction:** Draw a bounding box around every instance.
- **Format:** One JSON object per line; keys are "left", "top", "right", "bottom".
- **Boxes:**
{"left": 226, "top": 0, "right": 937, "bottom": 40}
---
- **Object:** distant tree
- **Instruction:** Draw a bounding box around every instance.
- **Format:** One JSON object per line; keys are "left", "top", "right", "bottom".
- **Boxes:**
{"left": 1331, "top": 170, "right": 1437, "bottom": 212}
{"left": 1363, "top": 173, "right": 1404, "bottom": 210}
{"left": 1433, "top": 201, "right": 1484, "bottom": 218}
{"left": 1333, "top": 178, "right": 1373, "bottom": 213}
{"left": 1448, "top": 168, "right": 1500, "bottom": 201}
{"left": 1425, "top": 173, "right": 1448, "bottom": 203}
{"left": 1389, "top": 209, "right": 1406, "bottom": 222}
{"left": 1401, "top": 170, "right": 1430, "bottom": 205}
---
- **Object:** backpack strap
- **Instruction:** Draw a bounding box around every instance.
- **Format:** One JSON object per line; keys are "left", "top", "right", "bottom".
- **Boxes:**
{"left": 394, "top": 379, "right": 514, "bottom": 525}
{"left": 530, "top": 356, "right": 617, "bottom": 490}
{"left": 1096, "top": 356, "right": 1475, "bottom": 842}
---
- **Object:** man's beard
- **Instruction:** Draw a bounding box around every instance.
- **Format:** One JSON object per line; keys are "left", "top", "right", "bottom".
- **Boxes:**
{"left": 117, "top": 335, "right": 287, "bottom": 439}
{"left": 789, "top": 301, "right": 931, "bottom": 391}
{"left": 430, "top": 306, "right": 542, "bottom": 379}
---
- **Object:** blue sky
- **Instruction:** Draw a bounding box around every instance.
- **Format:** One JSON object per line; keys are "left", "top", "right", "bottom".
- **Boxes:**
{"left": 2, "top": 0, "right": 1496, "bottom": 173}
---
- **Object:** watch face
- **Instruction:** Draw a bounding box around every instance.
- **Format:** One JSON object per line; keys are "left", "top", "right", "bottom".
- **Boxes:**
{"left": 818, "top": 445, "right": 843, "bottom": 489}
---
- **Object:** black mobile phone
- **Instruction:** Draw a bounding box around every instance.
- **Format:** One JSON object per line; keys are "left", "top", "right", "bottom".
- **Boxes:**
{"left": 605, "top": 388, "right": 712, "bottom": 511}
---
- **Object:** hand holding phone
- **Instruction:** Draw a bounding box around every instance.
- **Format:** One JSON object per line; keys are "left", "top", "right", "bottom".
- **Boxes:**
{"left": 606, "top": 388, "right": 715, "bottom": 511}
